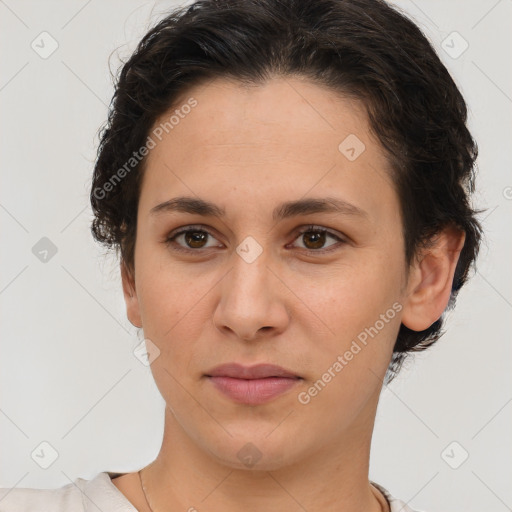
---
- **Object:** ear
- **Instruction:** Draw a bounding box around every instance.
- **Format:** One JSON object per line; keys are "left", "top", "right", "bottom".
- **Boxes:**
{"left": 401, "top": 225, "right": 466, "bottom": 332}
{"left": 121, "top": 261, "right": 142, "bottom": 328}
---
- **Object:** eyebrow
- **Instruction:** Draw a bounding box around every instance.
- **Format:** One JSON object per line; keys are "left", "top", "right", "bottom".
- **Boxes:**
{"left": 149, "top": 196, "right": 369, "bottom": 222}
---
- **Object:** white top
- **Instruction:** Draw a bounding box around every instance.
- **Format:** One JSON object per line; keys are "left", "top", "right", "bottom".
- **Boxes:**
{"left": 0, "top": 471, "right": 425, "bottom": 512}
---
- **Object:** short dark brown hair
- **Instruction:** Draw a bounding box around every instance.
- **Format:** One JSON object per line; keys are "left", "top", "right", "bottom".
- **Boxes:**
{"left": 90, "top": 0, "right": 483, "bottom": 382}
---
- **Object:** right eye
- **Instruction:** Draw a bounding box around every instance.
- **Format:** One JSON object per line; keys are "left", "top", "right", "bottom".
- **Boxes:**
{"left": 164, "top": 225, "right": 224, "bottom": 253}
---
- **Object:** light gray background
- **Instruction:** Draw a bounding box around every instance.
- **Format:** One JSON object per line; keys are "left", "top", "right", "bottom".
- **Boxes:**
{"left": 0, "top": 1, "right": 511, "bottom": 511}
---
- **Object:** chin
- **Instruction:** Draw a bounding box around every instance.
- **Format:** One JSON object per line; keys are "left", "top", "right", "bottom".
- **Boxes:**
{"left": 204, "top": 431, "right": 308, "bottom": 472}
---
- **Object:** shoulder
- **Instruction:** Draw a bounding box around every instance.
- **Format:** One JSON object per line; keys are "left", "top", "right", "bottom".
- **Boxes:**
{"left": 0, "top": 471, "right": 137, "bottom": 512}
{"left": 371, "top": 481, "right": 428, "bottom": 512}
{"left": 0, "top": 478, "right": 84, "bottom": 512}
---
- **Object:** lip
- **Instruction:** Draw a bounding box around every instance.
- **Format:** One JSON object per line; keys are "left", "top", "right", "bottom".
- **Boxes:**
{"left": 205, "top": 363, "right": 302, "bottom": 405}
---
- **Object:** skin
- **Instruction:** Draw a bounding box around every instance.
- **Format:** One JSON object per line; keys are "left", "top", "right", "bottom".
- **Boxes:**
{"left": 113, "top": 76, "right": 465, "bottom": 512}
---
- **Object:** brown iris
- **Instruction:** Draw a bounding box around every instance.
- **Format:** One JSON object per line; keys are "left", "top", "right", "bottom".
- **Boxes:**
{"left": 185, "top": 230, "right": 208, "bottom": 248}
{"left": 302, "top": 230, "right": 326, "bottom": 250}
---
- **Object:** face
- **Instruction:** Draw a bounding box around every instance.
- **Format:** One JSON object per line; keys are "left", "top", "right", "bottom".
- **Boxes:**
{"left": 123, "top": 76, "right": 411, "bottom": 470}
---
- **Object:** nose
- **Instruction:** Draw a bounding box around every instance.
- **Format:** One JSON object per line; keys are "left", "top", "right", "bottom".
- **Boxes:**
{"left": 212, "top": 250, "right": 290, "bottom": 341}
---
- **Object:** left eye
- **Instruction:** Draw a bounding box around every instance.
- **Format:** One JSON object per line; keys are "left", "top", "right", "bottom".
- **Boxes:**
{"left": 289, "top": 226, "right": 345, "bottom": 252}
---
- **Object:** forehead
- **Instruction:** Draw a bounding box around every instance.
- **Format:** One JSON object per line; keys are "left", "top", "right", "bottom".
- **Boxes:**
{"left": 140, "top": 76, "right": 398, "bottom": 225}
{"left": 152, "top": 76, "right": 374, "bottom": 155}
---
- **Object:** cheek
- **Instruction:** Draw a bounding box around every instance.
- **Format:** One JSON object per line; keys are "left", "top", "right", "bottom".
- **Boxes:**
{"left": 295, "top": 258, "right": 403, "bottom": 387}
{"left": 135, "top": 250, "right": 222, "bottom": 371}
{"left": 139, "top": 279, "right": 206, "bottom": 344}
{"left": 303, "top": 256, "right": 402, "bottom": 331}
{"left": 134, "top": 246, "right": 196, "bottom": 338}
{"left": 299, "top": 267, "right": 401, "bottom": 412}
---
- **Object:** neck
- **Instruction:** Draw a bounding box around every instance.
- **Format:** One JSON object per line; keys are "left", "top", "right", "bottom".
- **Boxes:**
{"left": 142, "top": 394, "right": 385, "bottom": 512}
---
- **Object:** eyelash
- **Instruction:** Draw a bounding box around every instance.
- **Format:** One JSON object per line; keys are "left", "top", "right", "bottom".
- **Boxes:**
{"left": 164, "top": 224, "right": 347, "bottom": 255}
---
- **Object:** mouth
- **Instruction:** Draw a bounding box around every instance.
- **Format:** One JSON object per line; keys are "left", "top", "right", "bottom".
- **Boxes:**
{"left": 205, "top": 363, "right": 302, "bottom": 405}
{"left": 205, "top": 362, "right": 301, "bottom": 380}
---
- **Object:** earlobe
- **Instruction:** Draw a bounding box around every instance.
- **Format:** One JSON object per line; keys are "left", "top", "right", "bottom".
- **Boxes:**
{"left": 120, "top": 261, "right": 143, "bottom": 328}
{"left": 401, "top": 225, "right": 466, "bottom": 332}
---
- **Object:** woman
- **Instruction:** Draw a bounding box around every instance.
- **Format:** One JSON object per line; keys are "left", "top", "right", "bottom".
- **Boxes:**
{"left": 0, "top": 0, "right": 482, "bottom": 510}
